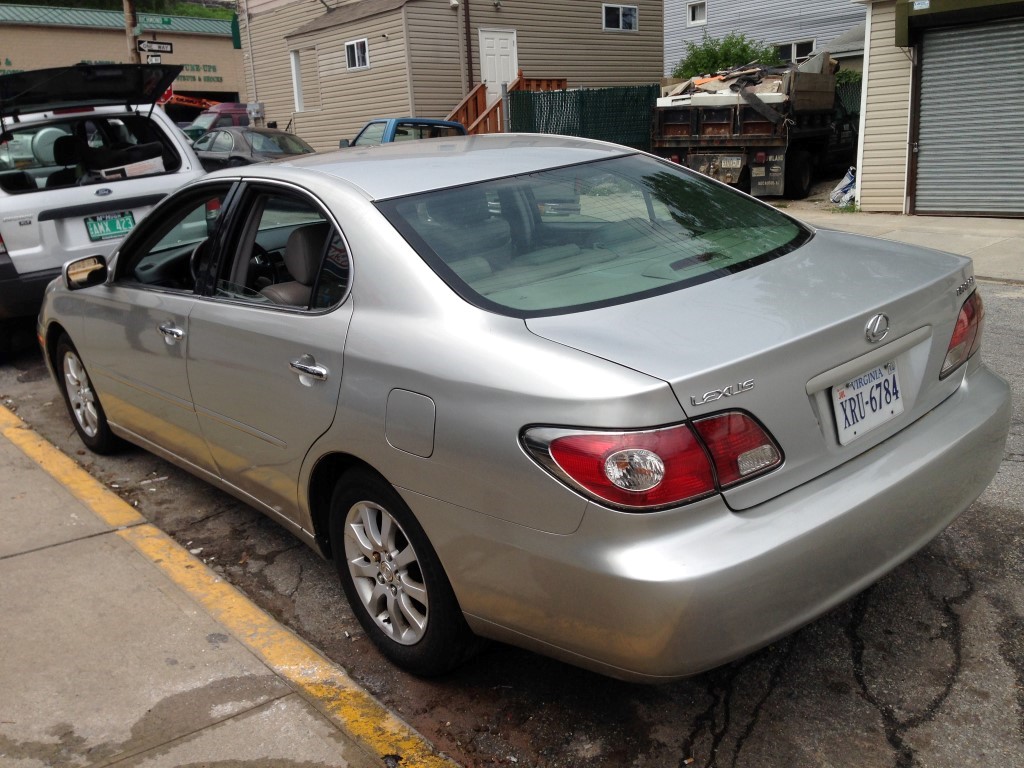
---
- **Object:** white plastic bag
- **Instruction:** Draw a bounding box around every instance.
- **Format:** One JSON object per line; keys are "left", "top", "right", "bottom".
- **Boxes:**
{"left": 829, "top": 167, "right": 856, "bottom": 205}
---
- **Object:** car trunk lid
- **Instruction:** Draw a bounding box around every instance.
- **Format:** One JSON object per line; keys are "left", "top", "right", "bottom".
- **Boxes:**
{"left": 525, "top": 229, "right": 976, "bottom": 510}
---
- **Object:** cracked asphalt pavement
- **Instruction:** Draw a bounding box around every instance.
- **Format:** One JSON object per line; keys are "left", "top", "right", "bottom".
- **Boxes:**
{"left": 1, "top": 280, "right": 1022, "bottom": 768}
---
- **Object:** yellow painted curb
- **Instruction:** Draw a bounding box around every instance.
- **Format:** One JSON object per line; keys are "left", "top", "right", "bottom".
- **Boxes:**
{"left": 0, "top": 404, "right": 459, "bottom": 768}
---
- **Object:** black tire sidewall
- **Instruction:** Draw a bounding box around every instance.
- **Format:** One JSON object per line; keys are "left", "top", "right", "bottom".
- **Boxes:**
{"left": 55, "top": 334, "right": 118, "bottom": 454}
{"left": 329, "top": 469, "right": 474, "bottom": 676}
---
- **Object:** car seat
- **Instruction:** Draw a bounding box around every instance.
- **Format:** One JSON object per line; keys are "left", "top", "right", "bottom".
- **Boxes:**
{"left": 259, "top": 222, "right": 330, "bottom": 306}
{"left": 46, "top": 136, "right": 81, "bottom": 188}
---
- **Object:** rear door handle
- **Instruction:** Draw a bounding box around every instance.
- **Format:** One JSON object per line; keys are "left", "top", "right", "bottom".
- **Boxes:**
{"left": 290, "top": 354, "right": 329, "bottom": 383}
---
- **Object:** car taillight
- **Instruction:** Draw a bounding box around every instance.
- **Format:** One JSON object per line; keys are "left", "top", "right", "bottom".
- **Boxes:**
{"left": 940, "top": 291, "right": 984, "bottom": 379}
{"left": 522, "top": 412, "right": 782, "bottom": 511}
{"left": 692, "top": 412, "right": 782, "bottom": 487}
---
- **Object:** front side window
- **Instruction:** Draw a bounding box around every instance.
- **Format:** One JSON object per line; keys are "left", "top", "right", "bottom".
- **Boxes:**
{"left": 353, "top": 122, "right": 387, "bottom": 146}
{"left": 116, "top": 184, "right": 231, "bottom": 292}
{"left": 377, "top": 154, "right": 809, "bottom": 317}
{"left": 346, "top": 38, "right": 369, "bottom": 70}
{"left": 603, "top": 4, "right": 638, "bottom": 31}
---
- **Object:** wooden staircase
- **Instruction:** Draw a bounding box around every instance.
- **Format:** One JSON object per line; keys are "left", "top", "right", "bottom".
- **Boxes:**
{"left": 447, "top": 70, "right": 567, "bottom": 135}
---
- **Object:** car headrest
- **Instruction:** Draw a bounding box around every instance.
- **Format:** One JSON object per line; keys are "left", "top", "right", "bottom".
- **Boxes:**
{"left": 53, "top": 135, "right": 79, "bottom": 166}
{"left": 425, "top": 188, "right": 490, "bottom": 228}
{"left": 283, "top": 222, "right": 330, "bottom": 286}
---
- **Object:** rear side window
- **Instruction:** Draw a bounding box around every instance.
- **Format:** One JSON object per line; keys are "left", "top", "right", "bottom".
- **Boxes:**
{"left": 377, "top": 154, "right": 810, "bottom": 317}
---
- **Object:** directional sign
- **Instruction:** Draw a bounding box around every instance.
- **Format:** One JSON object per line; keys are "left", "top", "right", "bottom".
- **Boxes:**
{"left": 147, "top": 54, "right": 162, "bottom": 65}
{"left": 137, "top": 40, "right": 173, "bottom": 54}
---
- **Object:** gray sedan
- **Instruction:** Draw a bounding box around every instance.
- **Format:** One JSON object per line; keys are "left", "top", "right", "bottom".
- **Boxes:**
{"left": 38, "top": 135, "right": 1011, "bottom": 682}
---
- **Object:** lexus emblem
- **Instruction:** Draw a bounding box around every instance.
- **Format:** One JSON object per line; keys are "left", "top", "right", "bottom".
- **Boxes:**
{"left": 865, "top": 313, "right": 889, "bottom": 344}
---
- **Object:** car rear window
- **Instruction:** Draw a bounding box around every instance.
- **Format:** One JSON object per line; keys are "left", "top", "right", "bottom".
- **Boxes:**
{"left": 0, "top": 113, "right": 178, "bottom": 193}
{"left": 377, "top": 154, "right": 810, "bottom": 317}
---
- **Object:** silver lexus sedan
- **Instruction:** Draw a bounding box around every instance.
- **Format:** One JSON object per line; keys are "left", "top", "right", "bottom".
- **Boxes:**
{"left": 38, "top": 135, "right": 1011, "bottom": 682}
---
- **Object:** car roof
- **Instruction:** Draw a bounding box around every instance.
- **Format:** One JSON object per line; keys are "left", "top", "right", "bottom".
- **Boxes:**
{"left": 264, "top": 134, "right": 634, "bottom": 200}
{"left": 0, "top": 64, "right": 181, "bottom": 118}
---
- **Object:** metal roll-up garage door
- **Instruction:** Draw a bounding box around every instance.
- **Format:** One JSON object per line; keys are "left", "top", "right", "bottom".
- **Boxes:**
{"left": 915, "top": 18, "right": 1024, "bottom": 215}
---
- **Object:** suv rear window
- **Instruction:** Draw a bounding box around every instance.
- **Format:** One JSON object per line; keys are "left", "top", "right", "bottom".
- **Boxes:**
{"left": 0, "top": 113, "right": 179, "bottom": 193}
{"left": 377, "top": 154, "right": 810, "bottom": 317}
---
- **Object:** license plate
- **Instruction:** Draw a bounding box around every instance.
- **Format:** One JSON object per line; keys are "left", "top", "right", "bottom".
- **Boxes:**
{"left": 85, "top": 211, "right": 135, "bottom": 242}
{"left": 831, "top": 361, "right": 904, "bottom": 445}
{"left": 720, "top": 156, "right": 744, "bottom": 169}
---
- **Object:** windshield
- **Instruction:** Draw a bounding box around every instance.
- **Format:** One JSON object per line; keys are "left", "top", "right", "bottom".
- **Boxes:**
{"left": 377, "top": 154, "right": 810, "bottom": 317}
{"left": 245, "top": 131, "right": 314, "bottom": 155}
{"left": 189, "top": 113, "right": 218, "bottom": 132}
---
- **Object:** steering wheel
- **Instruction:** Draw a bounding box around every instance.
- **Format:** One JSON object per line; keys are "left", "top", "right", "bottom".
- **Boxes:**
{"left": 189, "top": 238, "right": 209, "bottom": 286}
{"left": 249, "top": 242, "right": 276, "bottom": 289}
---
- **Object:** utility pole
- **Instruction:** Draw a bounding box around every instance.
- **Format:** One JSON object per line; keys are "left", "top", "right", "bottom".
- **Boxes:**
{"left": 123, "top": 0, "right": 140, "bottom": 64}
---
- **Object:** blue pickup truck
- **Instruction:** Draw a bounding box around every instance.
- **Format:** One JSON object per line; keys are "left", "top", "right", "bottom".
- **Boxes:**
{"left": 339, "top": 117, "right": 466, "bottom": 148}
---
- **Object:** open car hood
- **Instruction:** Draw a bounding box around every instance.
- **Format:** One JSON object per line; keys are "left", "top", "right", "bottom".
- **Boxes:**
{"left": 0, "top": 64, "right": 182, "bottom": 118}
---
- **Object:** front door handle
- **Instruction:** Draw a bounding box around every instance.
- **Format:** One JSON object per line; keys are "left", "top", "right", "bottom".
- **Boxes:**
{"left": 158, "top": 322, "right": 185, "bottom": 345}
{"left": 290, "top": 354, "right": 329, "bottom": 384}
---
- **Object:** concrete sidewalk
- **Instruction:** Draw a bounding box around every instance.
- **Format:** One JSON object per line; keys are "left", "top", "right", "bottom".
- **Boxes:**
{"left": 0, "top": 407, "right": 455, "bottom": 768}
{"left": 789, "top": 208, "right": 1024, "bottom": 283}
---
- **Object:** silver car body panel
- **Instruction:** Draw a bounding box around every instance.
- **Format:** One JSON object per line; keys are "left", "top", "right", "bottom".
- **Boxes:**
{"left": 526, "top": 230, "right": 976, "bottom": 509}
{"left": 38, "top": 136, "right": 1011, "bottom": 681}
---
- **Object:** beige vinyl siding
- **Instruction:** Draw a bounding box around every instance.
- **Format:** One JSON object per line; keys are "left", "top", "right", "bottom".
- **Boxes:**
{"left": 289, "top": 13, "right": 412, "bottom": 148}
{"left": 405, "top": 1, "right": 466, "bottom": 118}
{"left": 241, "top": 0, "right": 322, "bottom": 130}
{"left": 859, "top": 1, "right": 912, "bottom": 213}
{"left": 459, "top": 1, "right": 663, "bottom": 87}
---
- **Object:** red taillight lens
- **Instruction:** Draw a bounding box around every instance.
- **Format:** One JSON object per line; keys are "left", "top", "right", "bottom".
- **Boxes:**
{"left": 940, "top": 291, "right": 984, "bottom": 379}
{"left": 524, "top": 412, "right": 782, "bottom": 511}
{"left": 692, "top": 412, "right": 782, "bottom": 487}
{"left": 548, "top": 425, "right": 715, "bottom": 509}
{"left": 205, "top": 198, "right": 222, "bottom": 221}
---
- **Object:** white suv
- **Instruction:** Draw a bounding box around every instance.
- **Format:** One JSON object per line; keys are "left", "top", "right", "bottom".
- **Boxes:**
{"left": 0, "top": 64, "right": 204, "bottom": 322}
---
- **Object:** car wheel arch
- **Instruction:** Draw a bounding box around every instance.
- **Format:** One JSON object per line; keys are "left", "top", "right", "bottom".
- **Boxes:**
{"left": 307, "top": 451, "right": 388, "bottom": 559}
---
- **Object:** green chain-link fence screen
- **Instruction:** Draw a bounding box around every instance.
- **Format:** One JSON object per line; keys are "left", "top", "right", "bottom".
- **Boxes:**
{"left": 508, "top": 85, "right": 660, "bottom": 152}
{"left": 836, "top": 80, "right": 862, "bottom": 116}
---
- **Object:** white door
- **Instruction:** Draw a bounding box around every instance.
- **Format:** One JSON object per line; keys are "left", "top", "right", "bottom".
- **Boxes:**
{"left": 478, "top": 28, "right": 518, "bottom": 103}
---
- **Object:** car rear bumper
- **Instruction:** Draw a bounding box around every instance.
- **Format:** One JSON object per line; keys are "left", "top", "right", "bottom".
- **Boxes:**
{"left": 0, "top": 260, "right": 59, "bottom": 320}
{"left": 424, "top": 362, "right": 1011, "bottom": 682}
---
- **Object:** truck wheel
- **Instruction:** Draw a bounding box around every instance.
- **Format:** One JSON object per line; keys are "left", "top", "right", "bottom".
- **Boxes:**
{"left": 785, "top": 150, "right": 814, "bottom": 200}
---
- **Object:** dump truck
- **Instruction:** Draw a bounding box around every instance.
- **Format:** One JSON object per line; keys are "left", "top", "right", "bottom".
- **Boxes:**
{"left": 651, "top": 52, "right": 856, "bottom": 198}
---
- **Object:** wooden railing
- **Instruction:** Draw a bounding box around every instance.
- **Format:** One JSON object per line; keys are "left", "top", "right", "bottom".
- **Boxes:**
{"left": 447, "top": 70, "right": 568, "bottom": 136}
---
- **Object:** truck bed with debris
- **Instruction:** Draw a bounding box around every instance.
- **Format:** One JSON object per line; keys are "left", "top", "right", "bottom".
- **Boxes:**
{"left": 651, "top": 52, "right": 856, "bottom": 198}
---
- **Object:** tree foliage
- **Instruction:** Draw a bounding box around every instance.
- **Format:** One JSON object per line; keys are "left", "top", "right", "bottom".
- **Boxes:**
{"left": 672, "top": 32, "right": 782, "bottom": 79}
{"left": 20, "top": 0, "right": 233, "bottom": 19}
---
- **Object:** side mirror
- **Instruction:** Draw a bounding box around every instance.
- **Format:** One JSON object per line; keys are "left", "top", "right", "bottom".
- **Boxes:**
{"left": 338, "top": 138, "right": 350, "bottom": 148}
{"left": 63, "top": 255, "right": 108, "bottom": 291}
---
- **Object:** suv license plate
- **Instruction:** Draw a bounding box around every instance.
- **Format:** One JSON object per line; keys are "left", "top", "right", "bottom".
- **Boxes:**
{"left": 85, "top": 211, "right": 135, "bottom": 242}
{"left": 831, "top": 360, "right": 904, "bottom": 445}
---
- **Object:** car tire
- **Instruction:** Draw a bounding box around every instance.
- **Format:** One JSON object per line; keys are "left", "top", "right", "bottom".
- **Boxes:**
{"left": 228, "top": 158, "right": 246, "bottom": 167}
{"left": 785, "top": 150, "right": 814, "bottom": 200}
{"left": 329, "top": 468, "right": 477, "bottom": 676}
{"left": 55, "top": 334, "right": 120, "bottom": 454}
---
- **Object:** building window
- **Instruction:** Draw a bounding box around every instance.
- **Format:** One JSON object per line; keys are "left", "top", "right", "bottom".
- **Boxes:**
{"left": 687, "top": 1, "right": 706, "bottom": 27}
{"left": 603, "top": 4, "right": 638, "bottom": 31}
{"left": 775, "top": 40, "right": 815, "bottom": 63}
{"left": 345, "top": 38, "right": 369, "bottom": 70}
